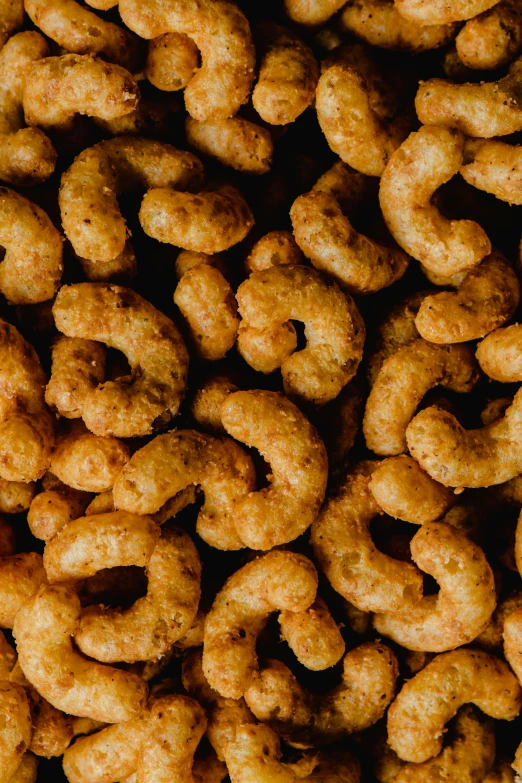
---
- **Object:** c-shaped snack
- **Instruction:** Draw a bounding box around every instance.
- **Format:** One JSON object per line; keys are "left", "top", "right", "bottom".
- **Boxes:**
{"left": 379, "top": 125, "right": 491, "bottom": 276}
{"left": 119, "top": 0, "right": 255, "bottom": 121}
{"left": 477, "top": 324, "right": 522, "bottom": 382}
{"left": 27, "top": 475, "right": 91, "bottom": 542}
{"left": 395, "top": 0, "right": 501, "bottom": 24}
{"left": 278, "top": 597, "right": 345, "bottom": 671}
{"left": 13, "top": 583, "right": 148, "bottom": 722}
{"left": 45, "top": 337, "right": 106, "bottom": 420}
{"left": 203, "top": 550, "right": 318, "bottom": 699}
{"left": 59, "top": 137, "right": 203, "bottom": 267}
{"left": 460, "top": 139, "right": 522, "bottom": 206}
{"left": 145, "top": 32, "right": 199, "bottom": 92}
{"left": 236, "top": 266, "right": 365, "bottom": 405}
{"left": 52, "top": 283, "right": 189, "bottom": 438}
{"left": 191, "top": 375, "right": 239, "bottom": 434}
{"left": 456, "top": 0, "right": 522, "bottom": 69}
{"left": 0, "top": 32, "right": 57, "bottom": 186}
{"left": 311, "top": 461, "right": 424, "bottom": 613}
{"left": 244, "top": 230, "right": 303, "bottom": 274}
{"left": 363, "top": 339, "right": 479, "bottom": 456}
{"left": 291, "top": 192, "right": 408, "bottom": 296}
{"left": 387, "top": 649, "right": 521, "bottom": 763}
{"left": 244, "top": 641, "right": 398, "bottom": 746}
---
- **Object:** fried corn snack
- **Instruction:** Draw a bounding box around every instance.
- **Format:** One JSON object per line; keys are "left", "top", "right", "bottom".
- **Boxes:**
{"left": 0, "top": 0, "right": 23, "bottom": 49}
{"left": 0, "top": 552, "right": 47, "bottom": 629}
{"left": 456, "top": 0, "right": 522, "bottom": 69}
{"left": 278, "top": 597, "right": 345, "bottom": 671}
{"left": 477, "top": 324, "right": 522, "bottom": 382}
{"left": 395, "top": 0, "right": 501, "bottom": 24}
{"left": 0, "top": 678, "right": 31, "bottom": 783}
{"left": 190, "top": 375, "right": 239, "bottom": 434}
{"left": 461, "top": 139, "right": 522, "bottom": 205}
{"left": 245, "top": 231, "right": 302, "bottom": 274}
{"left": 284, "top": 0, "right": 347, "bottom": 25}
{"left": 145, "top": 33, "right": 199, "bottom": 91}
{"left": 45, "top": 337, "right": 106, "bottom": 420}
{"left": 0, "top": 479, "right": 35, "bottom": 515}
{"left": 27, "top": 479, "right": 90, "bottom": 542}
{"left": 186, "top": 116, "right": 273, "bottom": 174}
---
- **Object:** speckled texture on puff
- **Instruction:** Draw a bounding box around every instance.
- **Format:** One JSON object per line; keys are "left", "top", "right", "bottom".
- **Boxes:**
{"left": 460, "top": 138, "right": 522, "bottom": 205}
{"left": 395, "top": 0, "right": 500, "bottom": 24}
{"left": 186, "top": 116, "right": 273, "bottom": 174}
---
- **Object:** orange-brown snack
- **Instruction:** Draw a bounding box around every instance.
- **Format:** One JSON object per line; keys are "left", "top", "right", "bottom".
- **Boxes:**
{"left": 311, "top": 160, "right": 375, "bottom": 218}
{"left": 244, "top": 641, "right": 397, "bottom": 746}
{"left": 220, "top": 391, "right": 328, "bottom": 549}
{"left": 245, "top": 230, "right": 303, "bottom": 274}
{"left": 0, "top": 0, "right": 23, "bottom": 49}
{"left": 174, "top": 250, "right": 228, "bottom": 281}
{"left": 140, "top": 184, "right": 254, "bottom": 254}
{"left": 379, "top": 125, "right": 491, "bottom": 276}
{"left": 503, "top": 606, "right": 522, "bottom": 685}
{"left": 373, "top": 522, "right": 495, "bottom": 651}
{"left": 0, "top": 679, "right": 31, "bottom": 783}
{"left": 145, "top": 33, "right": 199, "bottom": 91}
{"left": 24, "top": 0, "right": 143, "bottom": 73}
{"left": 456, "top": 1, "right": 522, "bottom": 69}
{"left": 190, "top": 375, "right": 239, "bottom": 434}
{"left": 415, "top": 252, "right": 520, "bottom": 343}
{"left": 311, "top": 461, "right": 424, "bottom": 613}
{"left": 284, "top": 0, "right": 347, "bottom": 25}
{"left": 278, "top": 597, "right": 345, "bottom": 671}
{"left": 0, "top": 32, "right": 57, "bottom": 187}
{"left": 236, "top": 267, "right": 365, "bottom": 405}
{"left": 186, "top": 116, "right": 273, "bottom": 174}
{"left": 59, "top": 137, "right": 203, "bottom": 267}
{"left": 203, "top": 550, "right": 318, "bottom": 699}
{"left": 174, "top": 264, "right": 239, "bottom": 361}
{"left": 252, "top": 23, "right": 318, "bottom": 126}
{"left": 0, "top": 318, "right": 55, "bottom": 482}
{"left": 52, "top": 283, "right": 189, "bottom": 438}
{"left": 314, "top": 375, "right": 364, "bottom": 466}
{"left": 475, "top": 591, "right": 522, "bottom": 651}
{"left": 93, "top": 94, "right": 180, "bottom": 139}
{"left": 460, "top": 139, "right": 522, "bottom": 205}
{"left": 291, "top": 191, "right": 408, "bottom": 295}
{"left": 0, "top": 479, "right": 35, "bottom": 515}
{"left": 113, "top": 428, "right": 255, "bottom": 550}
{"left": 13, "top": 584, "right": 148, "bottom": 722}
{"left": 27, "top": 477, "right": 91, "bottom": 542}
{"left": 0, "top": 552, "right": 47, "bottom": 629}
{"left": 45, "top": 337, "right": 106, "bottom": 421}
{"left": 7, "top": 753, "right": 38, "bottom": 783}
{"left": 477, "top": 325, "right": 522, "bottom": 382}
{"left": 485, "top": 759, "right": 516, "bottom": 782}
{"left": 387, "top": 649, "right": 521, "bottom": 763}
{"left": 363, "top": 340, "right": 479, "bottom": 456}
{"left": 395, "top": 0, "right": 501, "bottom": 24}
{"left": 119, "top": 0, "right": 255, "bottom": 121}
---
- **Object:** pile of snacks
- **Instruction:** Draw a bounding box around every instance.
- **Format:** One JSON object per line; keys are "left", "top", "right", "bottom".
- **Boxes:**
{"left": 2, "top": 0, "right": 522, "bottom": 780}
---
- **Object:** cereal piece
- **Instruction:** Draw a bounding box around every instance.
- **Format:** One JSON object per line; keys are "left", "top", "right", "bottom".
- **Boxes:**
{"left": 373, "top": 522, "right": 495, "bottom": 651}
{"left": 0, "top": 32, "right": 57, "bottom": 186}
{"left": 284, "top": 0, "right": 347, "bottom": 25}
{"left": 0, "top": 553, "right": 47, "bottom": 629}
{"left": 221, "top": 391, "right": 328, "bottom": 549}
{"left": 52, "top": 283, "right": 189, "bottom": 438}
{"left": 186, "top": 116, "right": 273, "bottom": 174}
{"left": 236, "top": 267, "right": 365, "bottom": 405}
{"left": 174, "top": 250, "right": 228, "bottom": 281}
{"left": 191, "top": 375, "right": 239, "bottom": 433}
{"left": 0, "top": 479, "right": 35, "bottom": 515}
{"left": 13, "top": 584, "right": 147, "bottom": 722}
{"left": 19, "top": 683, "right": 74, "bottom": 759}
{"left": 291, "top": 191, "right": 408, "bottom": 295}
{"left": 252, "top": 23, "right": 318, "bottom": 126}
{"left": 278, "top": 597, "right": 345, "bottom": 671}
{"left": 113, "top": 429, "right": 255, "bottom": 550}
{"left": 340, "top": 0, "right": 455, "bottom": 53}
{"left": 119, "top": 0, "right": 255, "bottom": 121}
{"left": 8, "top": 754, "right": 38, "bottom": 783}
{"left": 28, "top": 482, "right": 90, "bottom": 542}
{"left": 477, "top": 325, "right": 522, "bottom": 382}
{"left": 140, "top": 184, "right": 254, "bottom": 254}
{"left": 45, "top": 337, "right": 106, "bottom": 420}
{"left": 92, "top": 96, "right": 179, "bottom": 141}
{"left": 476, "top": 592, "right": 522, "bottom": 651}
{"left": 460, "top": 139, "right": 522, "bottom": 205}
{"left": 0, "top": 680, "right": 31, "bottom": 783}
{"left": 59, "top": 137, "right": 203, "bottom": 265}
{"left": 485, "top": 760, "right": 516, "bottom": 782}
{"left": 146, "top": 33, "right": 199, "bottom": 91}
{"left": 245, "top": 231, "right": 302, "bottom": 274}
{"left": 456, "top": 1, "right": 522, "bottom": 69}
{"left": 379, "top": 125, "right": 491, "bottom": 276}
{"left": 203, "top": 550, "right": 318, "bottom": 699}
{"left": 0, "top": 0, "right": 23, "bottom": 49}
{"left": 395, "top": 0, "right": 501, "bottom": 24}
{"left": 387, "top": 649, "right": 521, "bottom": 763}
{"left": 415, "top": 252, "right": 520, "bottom": 343}
{"left": 174, "top": 264, "right": 239, "bottom": 361}
{"left": 24, "top": 0, "right": 143, "bottom": 73}
{"left": 369, "top": 456, "right": 454, "bottom": 524}
{"left": 311, "top": 462, "right": 424, "bottom": 612}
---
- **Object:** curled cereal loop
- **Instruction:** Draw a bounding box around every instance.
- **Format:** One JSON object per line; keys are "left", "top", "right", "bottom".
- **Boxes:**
{"left": 59, "top": 137, "right": 203, "bottom": 266}
{"left": 363, "top": 340, "right": 479, "bottom": 456}
{"left": 395, "top": 0, "right": 501, "bottom": 24}
{"left": 236, "top": 267, "right": 365, "bottom": 405}
{"left": 0, "top": 679, "right": 31, "bottom": 783}
{"left": 0, "top": 188, "right": 62, "bottom": 305}
{"left": 119, "top": 0, "right": 255, "bottom": 121}
{"left": 245, "top": 231, "right": 302, "bottom": 274}
{"left": 460, "top": 139, "right": 522, "bottom": 205}
{"left": 0, "top": 552, "right": 47, "bottom": 628}
{"left": 139, "top": 184, "right": 254, "bottom": 254}
{"left": 456, "top": 0, "right": 522, "bottom": 69}
{"left": 415, "top": 252, "right": 520, "bottom": 344}
{"left": 146, "top": 33, "right": 199, "bottom": 91}
{"left": 477, "top": 325, "right": 522, "bottom": 382}
{"left": 186, "top": 116, "right": 273, "bottom": 174}
{"left": 278, "top": 597, "right": 345, "bottom": 671}
{"left": 284, "top": 0, "right": 347, "bottom": 25}
{"left": 51, "top": 422, "right": 129, "bottom": 494}
{"left": 221, "top": 391, "right": 328, "bottom": 549}
{"left": 0, "top": 0, "right": 23, "bottom": 49}
{"left": 191, "top": 375, "right": 239, "bottom": 434}
{"left": 252, "top": 23, "right": 318, "bottom": 126}
{"left": 24, "top": 0, "right": 144, "bottom": 73}
{"left": 0, "top": 32, "right": 57, "bottom": 187}
{"left": 114, "top": 429, "right": 254, "bottom": 550}
{"left": 13, "top": 584, "right": 147, "bottom": 722}
{"left": 291, "top": 191, "right": 408, "bottom": 295}
{"left": 45, "top": 337, "right": 106, "bottom": 420}
{"left": 203, "top": 551, "right": 318, "bottom": 699}
{"left": 52, "top": 284, "right": 189, "bottom": 438}
{"left": 387, "top": 649, "right": 521, "bottom": 763}
{"left": 311, "top": 461, "right": 423, "bottom": 612}
{"left": 379, "top": 125, "right": 491, "bottom": 276}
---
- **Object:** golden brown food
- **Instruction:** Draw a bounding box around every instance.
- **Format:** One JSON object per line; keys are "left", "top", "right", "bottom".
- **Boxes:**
{"left": 45, "top": 337, "right": 106, "bottom": 420}
{"left": 476, "top": 591, "right": 522, "bottom": 651}
{"left": 190, "top": 375, "right": 239, "bottom": 433}
{"left": 27, "top": 479, "right": 90, "bottom": 542}
{"left": 7, "top": 754, "right": 38, "bottom": 783}
{"left": 395, "top": 0, "right": 501, "bottom": 24}
{"left": 145, "top": 32, "right": 199, "bottom": 91}
{"left": 0, "top": 552, "right": 47, "bottom": 629}
{"left": 503, "top": 606, "right": 522, "bottom": 685}
{"left": 278, "top": 597, "right": 345, "bottom": 671}
{"left": 311, "top": 160, "right": 374, "bottom": 218}
{"left": 460, "top": 139, "right": 522, "bottom": 205}
{"left": 186, "top": 116, "right": 273, "bottom": 174}
{"left": 284, "top": 0, "right": 347, "bottom": 25}
{"left": 174, "top": 249, "right": 228, "bottom": 280}
{"left": 245, "top": 230, "right": 303, "bottom": 273}
{"left": 477, "top": 324, "right": 522, "bottom": 382}
{"left": 0, "top": 0, "right": 23, "bottom": 49}
{"left": 315, "top": 376, "right": 365, "bottom": 465}
{"left": 0, "top": 679, "right": 31, "bottom": 783}
{"left": 0, "top": 479, "right": 34, "bottom": 515}
{"left": 456, "top": 0, "right": 522, "bottom": 69}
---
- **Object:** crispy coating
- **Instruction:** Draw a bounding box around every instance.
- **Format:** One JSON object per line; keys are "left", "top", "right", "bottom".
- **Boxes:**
{"left": 0, "top": 681, "right": 31, "bottom": 783}
{"left": 278, "top": 597, "right": 345, "bottom": 671}
{"left": 140, "top": 184, "right": 254, "bottom": 254}
{"left": 186, "top": 116, "right": 273, "bottom": 174}
{"left": 0, "top": 480, "right": 34, "bottom": 514}
{"left": 0, "top": 0, "right": 23, "bottom": 48}
{"left": 0, "top": 32, "right": 57, "bottom": 187}
{"left": 252, "top": 23, "right": 318, "bottom": 126}
{"left": 46, "top": 337, "right": 106, "bottom": 420}
{"left": 221, "top": 390, "right": 328, "bottom": 549}
{"left": 291, "top": 191, "right": 408, "bottom": 295}
{"left": 395, "top": 0, "right": 501, "bottom": 24}
{"left": 311, "top": 461, "right": 423, "bottom": 612}
{"left": 59, "top": 137, "right": 203, "bottom": 264}
{"left": 503, "top": 606, "right": 522, "bottom": 686}
{"left": 174, "top": 250, "right": 228, "bottom": 280}
{"left": 415, "top": 252, "right": 520, "bottom": 343}
{"left": 476, "top": 591, "right": 522, "bottom": 651}
{"left": 340, "top": 0, "right": 455, "bottom": 53}
{"left": 119, "top": 0, "right": 255, "bottom": 121}
{"left": 203, "top": 550, "right": 318, "bottom": 699}
{"left": 245, "top": 231, "right": 302, "bottom": 273}
{"left": 387, "top": 649, "right": 521, "bottom": 763}
{"left": 53, "top": 283, "right": 189, "bottom": 438}
{"left": 461, "top": 139, "right": 522, "bottom": 205}
{"left": 284, "top": 0, "right": 347, "bottom": 25}
{"left": 312, "top": 161, "right": 374, "bottom": 218}
{"left": 8, "top": 754, "right": 38, "bottom": 783}
{"left": 0, "top": 553, "right": 47, "bottom": 628}
{"left": 485, "top": 761, "right": 516, "bottom": 782}
{"left": 174, "top": 265, "right": 239, "bottom": 361}
{"left": 191, "top": 375, "right": 238, "bottom": 433}
{"left": 379, "top": 125, "right": 491, "bottom": 276}
{"left": 373, "top": 521, "right": 495, "bottom": 651}
{"left": 18, "top": 682, "right": 74, "bottom": 759}
{"left": 236, "top": 267, "right": 365, "bottom": 405}
{"left": 146, "top": 33, "right": 199, "bottom": 91}
{"left": 114, "top": 428, "right": 255, "bottom": 550}
{"left": 27, "top": 483, "right": 90, "bottom": 542}
{"left": 456, "top": 0, "right": 522, "bottom": 69}
{"left": 24, "top": 0, "right": 143, "bottom": 73}
{"left": 13, "top": 584, "right": 147, "bottom": 722}
{"left": 477, "top": 324, "right": 522, "bottom": 382}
